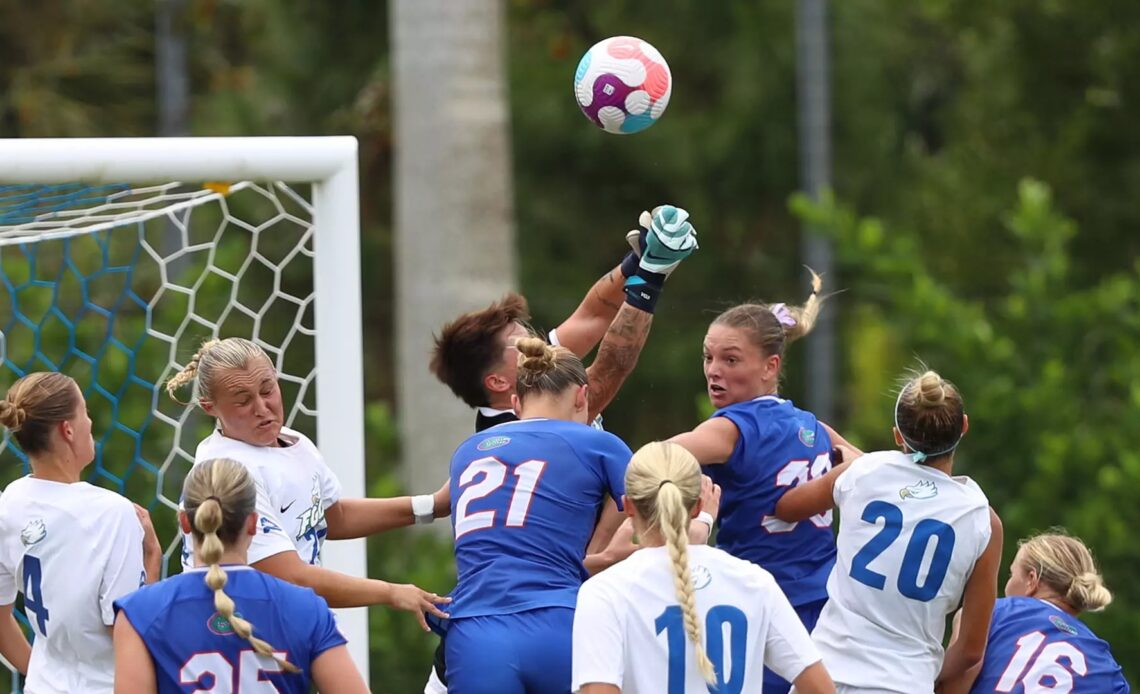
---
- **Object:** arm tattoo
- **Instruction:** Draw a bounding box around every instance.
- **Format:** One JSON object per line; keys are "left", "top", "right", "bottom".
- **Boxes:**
{"left": 586, "top": 304, "right": 653, "bottom": 419}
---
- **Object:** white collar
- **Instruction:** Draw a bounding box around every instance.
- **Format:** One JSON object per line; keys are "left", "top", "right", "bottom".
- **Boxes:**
{"left": 478, "top": 406, "right": 516, "bottom": 417}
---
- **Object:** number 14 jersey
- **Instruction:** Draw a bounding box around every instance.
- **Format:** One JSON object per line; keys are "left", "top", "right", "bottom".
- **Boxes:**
{"left": 811, "top": 450, "right": 992, "bottom": 693}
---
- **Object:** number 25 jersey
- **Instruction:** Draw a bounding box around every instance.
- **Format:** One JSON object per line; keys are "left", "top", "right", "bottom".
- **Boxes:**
{"left": 812, "top": 450, "right": 992, "bottom": 693}
{"left": 448, "top": 418, "right": 631, "bottom": 619}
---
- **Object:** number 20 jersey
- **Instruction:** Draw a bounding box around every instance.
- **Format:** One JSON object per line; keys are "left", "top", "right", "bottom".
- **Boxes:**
{"left": 448, "top": 418, "right": 631, "bottom": 619}
{"left": 811, "top": 450, "right": 992, "bottom": 693}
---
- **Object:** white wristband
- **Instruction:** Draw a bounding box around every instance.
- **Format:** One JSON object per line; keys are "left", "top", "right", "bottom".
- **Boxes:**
{"left": 411, "top": 494, "right": 435, "bottom": 525}
{"left": 695, "top": 511, "right": 715, "bottom": 530}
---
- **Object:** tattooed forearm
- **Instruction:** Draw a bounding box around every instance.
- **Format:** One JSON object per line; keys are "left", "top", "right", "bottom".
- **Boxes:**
{"left": 587, "top": 303, "right": 653, "bottom": 420}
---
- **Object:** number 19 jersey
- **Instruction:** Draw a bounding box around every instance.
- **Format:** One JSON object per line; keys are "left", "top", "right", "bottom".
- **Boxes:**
{"left": 448, "top": 418, "right": 631, "bottom": 619}
{"left": 811, "top": 450, "right": 992, "bottom": 693}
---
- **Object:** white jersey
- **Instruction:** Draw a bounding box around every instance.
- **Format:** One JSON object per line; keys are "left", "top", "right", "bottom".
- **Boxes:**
{"left": 573, "top": 544, "right": 821, "bottom": 693}
{"left": 811, "top": 451, "right": 992, "bottom": 693}
{"left": 0, "top": 477, "right": 145, "bottom": 694}
{"left": 182, "top": 427, "right": 341, "bottom": 568}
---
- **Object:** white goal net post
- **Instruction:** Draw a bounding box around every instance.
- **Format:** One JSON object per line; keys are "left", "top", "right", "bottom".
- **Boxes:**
{"left": 0, "top": 137, "right": 369, "bottom": 676}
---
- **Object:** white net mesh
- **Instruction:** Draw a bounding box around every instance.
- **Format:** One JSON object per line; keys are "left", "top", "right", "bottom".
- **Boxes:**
{"left": 0, "top": 181, "right": 319, "bottom": 584}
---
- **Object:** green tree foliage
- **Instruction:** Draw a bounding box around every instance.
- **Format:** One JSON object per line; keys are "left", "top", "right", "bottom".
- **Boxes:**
{"left": 792, "top": 179, "right": 1140, "bottom": 680}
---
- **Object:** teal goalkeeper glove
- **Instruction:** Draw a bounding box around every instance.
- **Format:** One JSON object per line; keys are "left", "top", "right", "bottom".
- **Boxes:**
{"left": 640, "top": 205, "right": 698, "bottom": 275}
{"left": 623, "top": 205, "right": 698, "bottom": 313}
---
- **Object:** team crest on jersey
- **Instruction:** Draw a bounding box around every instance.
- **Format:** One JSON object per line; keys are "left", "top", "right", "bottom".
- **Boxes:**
{"left": 207, "top": 611, "right": 244, "bottom": 636}
{"left": 798, "top": 427, "right": 816, "bottom": 447}
{"left": 295, "top": 474, "right": 326, "bottom": 542}
{"left": 477, "top": 436, "right": 511, "bottom": 451}
{"left": 691, "top": 564, "right": 713, "bottom": 590}
{"left": 20, "top": 519, "right": 46, "bottom": 547}
{"left": 1050, "top": 614, "right": 1078, "bottom": 635}
{"left": 899, "top": 480, "right": 938, "bottom": 500}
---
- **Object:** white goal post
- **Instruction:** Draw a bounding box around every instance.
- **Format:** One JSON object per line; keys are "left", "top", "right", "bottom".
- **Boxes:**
{"left": 0, "top": 137, "right": 369, "bottom": 675}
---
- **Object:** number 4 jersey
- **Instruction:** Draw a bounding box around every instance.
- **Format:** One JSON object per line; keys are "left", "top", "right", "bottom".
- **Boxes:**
{"left": 114, "top": 566, "right": 346, "bottom": 693}
{"left": 571, "top": 544, "right": 822, "bottom": 693}
{"left": 0, "top": 476, "right": 145, "bottom": 694}
{"left": 811, "top": 450, "right": 992, "bottom": 693}
{"left": 447, "top": 418, "right": 631, "bottom": 619}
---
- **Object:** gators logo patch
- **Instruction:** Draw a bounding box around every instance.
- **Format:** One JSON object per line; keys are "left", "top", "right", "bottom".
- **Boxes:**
{"left": 798, "top": 427, "right": 816, "bottom": 447}
{"left": 477, "top": 436, "right": 511, "bottom": 451}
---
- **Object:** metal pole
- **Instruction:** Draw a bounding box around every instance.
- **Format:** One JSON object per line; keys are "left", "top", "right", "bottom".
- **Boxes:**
{"left": 796, "top": 0, "right": 835, "bottom": 422}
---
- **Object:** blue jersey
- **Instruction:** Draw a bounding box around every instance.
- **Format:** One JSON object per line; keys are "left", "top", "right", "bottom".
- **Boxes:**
{"left": 448, "top": 418, "right": 631, "bottom": 619}
{"left": 971, "top": 597, "right": 1129, "bottom": 694}
{"left": 114, "top": 566, "right": 346, "bottom": 693}
{"left": 705, "top": 395, "right": 836, "bottom": 606}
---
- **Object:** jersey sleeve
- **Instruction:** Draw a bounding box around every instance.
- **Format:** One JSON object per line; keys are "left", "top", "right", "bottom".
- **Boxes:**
{"left": 592, "top": 432, "right": 633, "bottom": 509}
{"left": 306, "top": 591, "right": 348, "bottom": 659}
{"left": 317, "top": 454, "right": 342, "bottom": 509}
{"left": 571, "top": 577, "right": 625, "bottom": 690}
{"left": 99, "top": 500, "right": 147, "bottom": 626}
{"left": 759, "top": 578, "right": 822, "bottom": 683}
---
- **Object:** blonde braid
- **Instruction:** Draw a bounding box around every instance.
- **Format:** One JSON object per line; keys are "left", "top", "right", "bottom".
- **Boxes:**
{"left": 165, "top": 339, "right": 220, "bottom": 404}
{"left": 189, "top": 460, "right": 299, "bottom": 673}
{"left": 659, "top": 480, "right": 716, "bottom": 684}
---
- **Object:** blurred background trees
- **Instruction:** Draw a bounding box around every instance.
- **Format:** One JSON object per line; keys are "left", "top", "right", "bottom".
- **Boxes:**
{"left": 1, "top": 0, "right": 1137, "bottom": 689}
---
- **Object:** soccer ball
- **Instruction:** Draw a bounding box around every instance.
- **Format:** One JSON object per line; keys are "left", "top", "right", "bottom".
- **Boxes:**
{"left": 574, "top": 36, "right": 672, "bottom": 134}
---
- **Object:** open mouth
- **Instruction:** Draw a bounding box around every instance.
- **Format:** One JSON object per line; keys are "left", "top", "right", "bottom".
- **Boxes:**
{"left": 708, "top": 384, "right": 727, "bottom": 398}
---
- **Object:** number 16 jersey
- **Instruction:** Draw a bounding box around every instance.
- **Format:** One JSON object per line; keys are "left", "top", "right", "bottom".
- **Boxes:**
{"left": 811, "top": 450, "right": 992, "bottom": 693}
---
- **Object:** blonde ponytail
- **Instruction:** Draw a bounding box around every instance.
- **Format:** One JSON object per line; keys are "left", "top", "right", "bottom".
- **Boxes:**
{"left": 185, "top": 458, "right": 298, "bottom": 673}
{"left": 711, "top": 267, "right": 826, "bottom": 362}
{"left": 626, "top": 442, "right": 716, "bottom": 685}
{"left": 659, "top": 480, "right": 716, "bottom": 684}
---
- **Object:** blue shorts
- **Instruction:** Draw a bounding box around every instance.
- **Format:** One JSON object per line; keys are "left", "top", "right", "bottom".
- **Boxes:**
{"left": 445, "top": 606, "right": 574, "bottom": 694}
{"left": 762, "top": 598, "right": 826, "bottom": 694}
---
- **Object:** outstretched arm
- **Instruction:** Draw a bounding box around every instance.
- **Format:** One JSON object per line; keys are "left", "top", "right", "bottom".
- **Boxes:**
{"left": 253, "top": 550, "right": 449, "bottom": 629}
{"left": 585, "top": 303, "right": 653, "bottom": 421}
{"left": 553, "top": 265, "right": 628, "bottom": 359}
{"left": 670, "top": 417, "right": 740, "bottom": 466}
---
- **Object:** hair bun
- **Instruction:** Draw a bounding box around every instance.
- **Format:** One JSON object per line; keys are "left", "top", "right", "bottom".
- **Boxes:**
{"left": 0, "top": 400, "right": 26, "bottom": 432}
{"left": 915, "top": 371, "right": 947, "bottom": 408}
{"left": 516, "top": 336, "right": 556, "bottom": 377}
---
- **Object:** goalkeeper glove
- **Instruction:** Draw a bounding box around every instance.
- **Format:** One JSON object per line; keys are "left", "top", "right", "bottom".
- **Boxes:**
{"left": 623, "top": 205, "right": 698, "bottom": 313}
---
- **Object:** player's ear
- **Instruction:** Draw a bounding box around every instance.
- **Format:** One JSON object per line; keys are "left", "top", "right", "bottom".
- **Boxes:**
{"left": 763, "top": 353, "right": 781, "bottom": 382}
{"left": 246, "top": 513, "right": 258, "bottom": 536}
{"left": 199, "top": 398, "right": 217, "bottom": 416}
{"left": 961, "top": 413, "right": 969, "bottom": 437}
{"left": 622, "top": 495, "right": 635, "bottom": 519}
{"left": 57, "top": 419, "right": 74, "bottom": 444}
{"left": 509, "top": 393, "right": 522, "bottom": 414}
{"left": 690, "top": 498, "right": 703, "bottom": 519}
{"left": 178, "top": 510, "right": 192, "bottom": 535}
{"left": 892, "top": 427, "right": 905, "bottom": 448}
{"left": 484, "top": 372, "right": 511, "bottom": 396}
{"left": 574, "top": 384, "right": 588, "bottom": 413}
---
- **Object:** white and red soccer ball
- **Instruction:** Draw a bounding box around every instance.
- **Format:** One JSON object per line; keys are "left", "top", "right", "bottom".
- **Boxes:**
{"left": 574, "top": 36, "right": 672, "bottom": 135}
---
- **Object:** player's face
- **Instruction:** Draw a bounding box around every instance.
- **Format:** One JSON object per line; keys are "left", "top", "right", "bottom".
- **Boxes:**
{"left": 702, "top": 324, "right": 776, "bottom": 408}
{"left": 68, "top": 386, "right": 96, "bottom": 467}
{"left": 205, "top": 359, "right": 285, "bottom": 447}
{"left": 495, "top": 321, "right": 532, "bottom": 394}
{"left": 1004, "top": 550, "right": 1036, "bottom": 597}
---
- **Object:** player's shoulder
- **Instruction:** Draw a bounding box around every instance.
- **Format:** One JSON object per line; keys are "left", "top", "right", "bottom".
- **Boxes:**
{"left": 836, "top": 449, "right": 902, "bottom": 487}
{"left": 117, "top": 571, "right": 199, "bottom": 628}
{"left": 693, "top": 545, "right": 780, "bottom": 590}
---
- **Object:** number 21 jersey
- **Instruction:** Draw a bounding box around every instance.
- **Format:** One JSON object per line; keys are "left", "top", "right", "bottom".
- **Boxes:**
{"left": 812, "top": 450, "right": 991, "bottom": 692}
{"left": 448, "top": 418, "right": 631, "bottom": 619}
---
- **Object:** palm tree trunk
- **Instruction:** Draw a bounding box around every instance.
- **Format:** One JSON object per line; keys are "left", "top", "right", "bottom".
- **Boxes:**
{"left": 390, "top": 0, "right": 516, "bottom": 521}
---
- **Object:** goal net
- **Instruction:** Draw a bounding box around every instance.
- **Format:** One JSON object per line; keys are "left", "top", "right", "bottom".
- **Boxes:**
{"left": 0, "top": 137, "right": 368, "bottom": 683}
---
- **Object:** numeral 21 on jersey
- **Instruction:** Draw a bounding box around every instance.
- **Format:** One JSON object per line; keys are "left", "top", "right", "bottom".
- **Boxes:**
{"left": 454, "top": 456, "right": 547, "bottom": 539}
{"left": 849, "top": 500, "right": 956, "bottom": 602}
{"left": 22, "top": 556, "right": 49, "bottom": 636}
{"left": 656, "top": 605, "right": 748, "bottom": 694}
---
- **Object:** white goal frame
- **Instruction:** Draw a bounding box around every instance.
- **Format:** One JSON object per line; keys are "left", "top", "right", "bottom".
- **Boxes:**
{"left": 0, "top": 137, "right": 369, "bottom": 674}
